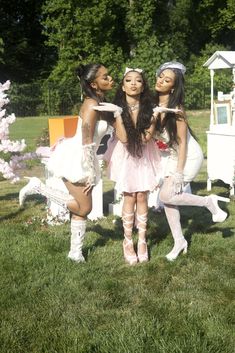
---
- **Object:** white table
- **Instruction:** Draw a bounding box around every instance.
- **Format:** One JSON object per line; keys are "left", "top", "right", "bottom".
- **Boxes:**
{"left": 207, "top": 126, "right": 235, "bottom": 196}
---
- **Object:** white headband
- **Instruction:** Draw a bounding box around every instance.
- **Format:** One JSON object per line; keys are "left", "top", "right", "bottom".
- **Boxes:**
{"left": 156, "top": 61, "right": 186, "bottom": 76}
{"left": 123, "top": 67, "right": 143, "bottom": 77}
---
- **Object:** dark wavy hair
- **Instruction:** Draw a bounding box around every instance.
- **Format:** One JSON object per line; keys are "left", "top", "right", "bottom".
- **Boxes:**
{"left": 113, "top": 72, "right": 154, "bottom": 158}
{"left": 75, "top": 63, "right": 104, "bottom": 103}
{"left": 155, "top": 68, "right": 195, "bottom": 147}
{"left": 75, "top": 63, "right": 114, "bottom": 123}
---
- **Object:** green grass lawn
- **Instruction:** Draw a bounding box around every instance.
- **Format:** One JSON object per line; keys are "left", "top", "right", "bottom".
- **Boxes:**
{"left": 0, "top": 112, "right": 234, "bottom": 353}
{"left": 9, "top": 115, "right": 49, "bottom": 151}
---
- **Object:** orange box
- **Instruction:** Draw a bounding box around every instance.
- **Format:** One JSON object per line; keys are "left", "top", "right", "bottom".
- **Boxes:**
{"left": 48, "top": 116, "right": 78, "bottom": 146}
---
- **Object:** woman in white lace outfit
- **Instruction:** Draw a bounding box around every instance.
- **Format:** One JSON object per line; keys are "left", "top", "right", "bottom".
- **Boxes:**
{"left": 153, "top": 61, "right": 230, "bottom": 261}
{"left": 19, "top": 63, "right": 114, "bottom": 262}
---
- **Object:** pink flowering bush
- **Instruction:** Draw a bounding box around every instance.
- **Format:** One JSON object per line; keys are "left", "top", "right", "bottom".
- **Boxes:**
{"left": 0, "top": 80, "right": 37, "bottom": 183}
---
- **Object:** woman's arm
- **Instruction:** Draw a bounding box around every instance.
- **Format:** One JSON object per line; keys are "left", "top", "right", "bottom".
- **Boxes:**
{"left": 114, "top": 114, "right": 128, "bottom": 143}
{"left": 175, "top": 118, "right": 188, "bottom": 173}
{"left": 91, "top": 102, "right": 127, "bottom": 142}
{"left": 142, "top": 116, "right": 157, "bottom": 142}
{"left": 81, "top": 99, "right": 98, "bottom": 144}
{"left": 80, "top": 99, "right": 99, "bottom": 193}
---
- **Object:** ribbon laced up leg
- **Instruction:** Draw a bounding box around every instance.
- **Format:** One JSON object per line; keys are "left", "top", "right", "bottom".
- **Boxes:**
{"left": 136, "top": 212, "right": 149, "bottom": 263}
{"left": 122, "top": 211, "right": 137, "bottom": 265}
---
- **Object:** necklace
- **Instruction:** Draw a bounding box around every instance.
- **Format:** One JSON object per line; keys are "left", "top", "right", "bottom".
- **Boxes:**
{"left": 127, "top": 103, "right": 139, "bottom": 111}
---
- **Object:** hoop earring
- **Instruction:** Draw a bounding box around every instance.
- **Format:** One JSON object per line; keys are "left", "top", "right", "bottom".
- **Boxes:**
{"left": 170, "top": 89, "right": 174, "bottom": 94}
{"left": 77, "top": 75, "right": 83, "bottom": 101}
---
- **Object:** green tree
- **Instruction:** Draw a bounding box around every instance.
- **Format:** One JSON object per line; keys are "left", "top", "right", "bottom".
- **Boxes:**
{"left": 0, "top": 0, "right": 55, "bottom": 83}
{"left": 41, "top": 0, "right": 128, "bottom": 113}
{"left": 0, "top": 38, "right": 4, "bottom": 64}
{"left": 185, "top": 43, "right": 233, "bottom": 109}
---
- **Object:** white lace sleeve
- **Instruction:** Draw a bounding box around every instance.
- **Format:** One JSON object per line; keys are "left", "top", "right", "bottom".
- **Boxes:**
{"left": 82, "top": 143, "right": 96, "bottom": 185}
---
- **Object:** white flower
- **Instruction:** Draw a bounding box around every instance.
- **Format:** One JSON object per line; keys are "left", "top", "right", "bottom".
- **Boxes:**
{"left": 0, "top": 81, "right": 37, "bottom": 182}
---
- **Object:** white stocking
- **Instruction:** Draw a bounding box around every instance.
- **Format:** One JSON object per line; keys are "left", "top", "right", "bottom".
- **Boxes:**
{"left": 159, "top": 177, "right": 228, "bottom": 220}
{"left": 40, "top": 182, "right": 74, "bottom": 208}
{"left": 164, "top": 204, "right": 184, "bottom": 242}
{"left": 163, "top": 204, "right": 188, "bottom": 260}
{"left": 160, "top": 177, "right": 208, "bottom": 208}
{"left": 19, "top": 177, "right": 74, "bottom": 208}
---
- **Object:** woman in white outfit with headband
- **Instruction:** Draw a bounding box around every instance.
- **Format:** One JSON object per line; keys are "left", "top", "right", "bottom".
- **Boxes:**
{"left": 153, "top": 61, "right": 230, "bottom": 261}
{"left": 19, "top": 63, "right": 114, "bottom": 263}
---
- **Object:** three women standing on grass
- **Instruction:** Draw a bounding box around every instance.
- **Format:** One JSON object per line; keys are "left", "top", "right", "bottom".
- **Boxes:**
{"left": 19, "top": 62, "right": 230, "bottom": 265}
{"left": 19, "top": 63, "right": 114, "bottom": 263}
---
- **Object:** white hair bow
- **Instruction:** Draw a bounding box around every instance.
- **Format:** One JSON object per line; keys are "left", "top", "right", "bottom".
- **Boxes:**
{"left": 123, "top": 67, "right": 143, "bottom": 76}
{"left": 156, "top": 61, "right": 186, "bottom": 76}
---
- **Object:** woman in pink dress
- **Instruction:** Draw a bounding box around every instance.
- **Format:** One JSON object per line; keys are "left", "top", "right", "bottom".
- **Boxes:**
{"left": 94, "top": 68, "right": 162, "bottom": 265}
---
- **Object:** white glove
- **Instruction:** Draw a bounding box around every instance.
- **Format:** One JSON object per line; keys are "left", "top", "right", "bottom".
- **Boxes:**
{"left": 93, "top": 102, "right": 123, "bottom": 118}
{"left": 173, "top": 172, "right": 184, "bottom": 194}
{"left": 153, "top": 106, "right": 182, "bottom": 117}
{"left": 82, "top": 143, "right": 96, "bottom": 186}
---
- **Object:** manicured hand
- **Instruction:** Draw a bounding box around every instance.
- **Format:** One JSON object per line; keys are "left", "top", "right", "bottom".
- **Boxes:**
{"left": 153, "top": 106, "right": 182, "bottom": 117}
{"left": 173, "top": 172, "right": 184, "bottom": 194}
{"left": 83, "top": 182, "right": 94, "bottom": 195}
{"left": 93, "top": 103, "right": 123, "bottom": 117}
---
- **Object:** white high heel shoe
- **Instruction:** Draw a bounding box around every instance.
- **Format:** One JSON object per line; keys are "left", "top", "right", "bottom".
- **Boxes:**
{"left": 207, "top": 195, "right": 230, "bottom": 223}
{"left": 166, "top": 238, "right": 188, "bottom": 261}
{"left": 19, "top": 177, "right": 41, "bottom": 206}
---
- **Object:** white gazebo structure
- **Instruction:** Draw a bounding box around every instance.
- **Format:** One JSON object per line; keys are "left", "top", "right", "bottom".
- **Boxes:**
{"left": 203, "top": 51, "right": 235, "bottom": 128}
{"left": 203, "top": 51, "right": 235, "bottom": 196}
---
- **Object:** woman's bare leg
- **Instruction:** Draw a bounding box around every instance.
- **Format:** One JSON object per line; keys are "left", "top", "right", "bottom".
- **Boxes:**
{"left": 63, "top": 180, "right": 92, "bottom": 219}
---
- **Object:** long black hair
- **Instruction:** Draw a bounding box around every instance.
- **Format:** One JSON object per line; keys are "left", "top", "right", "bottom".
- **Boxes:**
{"left": 113, "top": 71, "right": 154, "bottom": 158}
{"left": 76, "top": 63, "right": 104, "bottom": 103}
{"left": 155, "top": 68, "right": 196, "bottom": 147}
{"left": 76, "top": 63, "right": 114, "bottom": 123}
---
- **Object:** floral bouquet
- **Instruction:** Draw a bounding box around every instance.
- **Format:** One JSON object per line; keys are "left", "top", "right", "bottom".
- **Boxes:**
{"left": 155, "top": 139, "right": 169, "bottom": 152}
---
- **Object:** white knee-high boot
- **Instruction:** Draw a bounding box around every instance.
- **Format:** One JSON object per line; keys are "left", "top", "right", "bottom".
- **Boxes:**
{"left": 19, "top": 177, "right": 74, "bottom": 208}
{"left": 68, "top": 219, "right": 86, "bottom": 262}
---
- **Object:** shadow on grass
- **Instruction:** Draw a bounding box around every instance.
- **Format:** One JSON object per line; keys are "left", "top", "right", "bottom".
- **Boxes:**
{"left": 0, "top": 192, "right": 19, "bottom": 201}
{"left": 0, "top": 209, "right": 23, "bottom": 221}
{"left": 147, "top": 192, "right": 233, "bottom": 255}
{"left": 83, "top": 221, "right": 123, "bottom": 259}
{"left": 0, "top": 195, "right": 45, "bottom": 221}
{"left": 87, "top": 219, "right": 123, "bottom": 242}
{"left": 180, "top": 206, "right": 233, "bottom": 243}
{"left": 191, "top": 179, "right": 231, "bottom": 197}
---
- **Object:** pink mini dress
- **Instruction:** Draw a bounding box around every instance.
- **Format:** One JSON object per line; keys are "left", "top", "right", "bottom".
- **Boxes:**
{"left": 104, "top": 135, "right": 162, "bottom": 193}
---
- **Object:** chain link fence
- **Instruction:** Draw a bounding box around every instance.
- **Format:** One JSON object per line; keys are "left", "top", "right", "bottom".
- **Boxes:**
{"left": 8, "top": 81, "right": 211, "bottom": 117}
